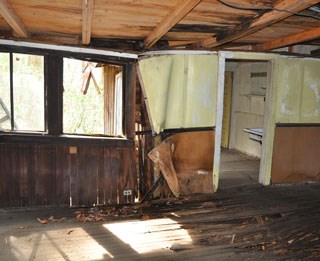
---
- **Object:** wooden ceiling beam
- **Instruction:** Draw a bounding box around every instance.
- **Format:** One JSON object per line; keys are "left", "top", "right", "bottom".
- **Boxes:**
{"left": 255, "top": 27, "right": 320, "bottom": 51}
{"left": 82, "top": 0, "right": 94, "bottom": 45}
{"left": 199, "top": 0, "right": 319, "bottom": 48}
{"left": 144, "top": 0, "right": 202, "bottom": 49}
{"left": 0, "top": 0, "right": 28, "bottom": 38}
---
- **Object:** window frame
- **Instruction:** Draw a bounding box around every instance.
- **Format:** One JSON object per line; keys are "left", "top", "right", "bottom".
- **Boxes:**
{"left": 0, "top": 50, "right": 47, "bottom": 134}
{"left": 0, "top": 44, "right": 135, "bottom": 145}
{"left": 62, "top": 56, "right": 125, "bottom": 137}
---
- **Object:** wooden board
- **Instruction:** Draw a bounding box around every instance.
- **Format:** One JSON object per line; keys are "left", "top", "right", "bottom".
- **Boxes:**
{"left": 271, "top": 126, "right": 320, "bottom": 184}
{"left": 0, "top": 0, "right": 316, "bottom": 50}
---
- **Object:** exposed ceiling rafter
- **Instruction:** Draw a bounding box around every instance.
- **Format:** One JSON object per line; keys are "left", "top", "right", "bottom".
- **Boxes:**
{"left": 199, "top": 0, "right": 319, "bottom": 48}
{"left": 255, "top": 27, "right": 320, "bottom": 51}
{"left": 144, "top": 0, "right": 202, "bottom": 49}
{"left": 0, "top": 0, "right": 28, "bottom": 38}
{"left": 82, "top": 0, "right": 95, "bottom": 45}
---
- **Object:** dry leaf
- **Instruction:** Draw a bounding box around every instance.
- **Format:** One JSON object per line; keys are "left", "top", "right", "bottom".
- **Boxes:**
{"left": 67, "top": 230, "right": 74, "bottom": 235}
{"left": 37, "top": 218, "right": 48, "bottom": 224}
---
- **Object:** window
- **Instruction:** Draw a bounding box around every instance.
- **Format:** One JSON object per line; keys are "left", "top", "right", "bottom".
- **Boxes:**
{"left": 0, "top": 52, "right": 45, "bottom": 132}
{"left": 63, "top": 58, "right": 124, "bottom": 136}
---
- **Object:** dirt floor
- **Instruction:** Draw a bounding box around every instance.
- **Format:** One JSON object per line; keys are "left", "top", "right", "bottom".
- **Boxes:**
{"left": 0, "top": 183, "right": 320, "bottom": 261}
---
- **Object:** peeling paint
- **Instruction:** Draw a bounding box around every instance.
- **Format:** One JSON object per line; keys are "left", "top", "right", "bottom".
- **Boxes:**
{"left": 280, "top": 85, "right": 294, "bottom": 116}
{"left": 304, "top": 82, "right": 320, "bottom": 117}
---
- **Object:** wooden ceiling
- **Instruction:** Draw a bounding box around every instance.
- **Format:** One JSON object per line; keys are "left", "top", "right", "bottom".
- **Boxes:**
{"left": 0, "top": 0, "right": 319, "bottom": 53}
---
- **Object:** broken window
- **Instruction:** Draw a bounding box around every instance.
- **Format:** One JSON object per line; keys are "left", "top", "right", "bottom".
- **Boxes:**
{"left": 63, "top": 58, "right": 123, "bottom": 136}
{"left": 0, "top": 52, "right": 45, "bottom": 132}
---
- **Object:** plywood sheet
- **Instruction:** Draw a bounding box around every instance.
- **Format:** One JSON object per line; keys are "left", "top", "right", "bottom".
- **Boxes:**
{"left": 271, "top": 126, "right": 320, "bottom": 184}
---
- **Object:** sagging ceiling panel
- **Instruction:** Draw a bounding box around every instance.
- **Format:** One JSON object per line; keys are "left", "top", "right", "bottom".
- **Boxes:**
{"left": 138, "top": 54, "right": 218, "bottom": 133}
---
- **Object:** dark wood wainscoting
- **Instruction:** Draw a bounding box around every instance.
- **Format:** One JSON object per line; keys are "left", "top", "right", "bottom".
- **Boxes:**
{"left": 0, "top": 142, "right": 135, "bottom": 207}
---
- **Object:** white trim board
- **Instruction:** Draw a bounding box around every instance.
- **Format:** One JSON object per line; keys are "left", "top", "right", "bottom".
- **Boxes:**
{"left": 0, "top": 39, "right": 138, "bottom": 60}
{"left": 213, "top": 53, "right": 226, "bottom": 191}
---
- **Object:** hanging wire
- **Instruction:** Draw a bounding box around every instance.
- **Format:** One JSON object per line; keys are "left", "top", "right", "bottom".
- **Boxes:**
{"left": 218, "top": 0, "right": 320, "bottom": 20}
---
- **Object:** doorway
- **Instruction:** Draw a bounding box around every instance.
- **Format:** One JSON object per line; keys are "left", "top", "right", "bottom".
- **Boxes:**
{"left": 219, "top": 60, "right": 270, "bottom": 189}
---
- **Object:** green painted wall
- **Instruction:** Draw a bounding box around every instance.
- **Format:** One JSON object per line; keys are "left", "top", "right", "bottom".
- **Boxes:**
{"left": 273, "top": 58, "right": 320, "bottom": 123}
{"left": 138, "top": 54, "right": 218, "bottom": 133}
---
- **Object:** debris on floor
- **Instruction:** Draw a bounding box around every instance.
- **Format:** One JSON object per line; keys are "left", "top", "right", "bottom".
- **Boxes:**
{"left": 74, "top": 205, "right": 143, "bottom": 222}
{"left": 37, "top": 216, "right": 66, "bottom": 224}
{"left": 37, "top": 218, "right": 48, "bottom": 224}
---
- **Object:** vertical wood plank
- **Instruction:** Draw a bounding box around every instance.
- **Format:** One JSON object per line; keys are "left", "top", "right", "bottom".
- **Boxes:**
{"left": 104, "top": 65, "right": 116, "bottom": 135}
{"left": 124, "top": 63, "right": 136, "bottom": 139}
{"left": 77, "top": 147, "right": 99, "bottom": 205}
{"left": 55, "top": 146, "right": 69, "bottom": 205}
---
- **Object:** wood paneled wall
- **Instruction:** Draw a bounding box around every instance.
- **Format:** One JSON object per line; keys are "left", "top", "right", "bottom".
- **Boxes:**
{"left": 271, "top": 126, "right": 320, "bottom": 184}
{"left": 0, "top": 143, "right": 135, "bottom": 207}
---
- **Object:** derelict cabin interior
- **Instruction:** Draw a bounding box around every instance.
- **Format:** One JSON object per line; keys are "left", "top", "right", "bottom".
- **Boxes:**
{"left": 0, "top": 0, "right": 320, "bottom": 260}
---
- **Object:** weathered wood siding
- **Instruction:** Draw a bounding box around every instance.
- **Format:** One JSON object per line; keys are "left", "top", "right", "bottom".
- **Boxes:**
{"left": 0, "top": 143, "right": 135, "bottom": 207}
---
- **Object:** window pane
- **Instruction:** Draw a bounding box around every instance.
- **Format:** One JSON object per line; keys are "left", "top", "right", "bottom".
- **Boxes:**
{"left": 0, "top": 53, "right": 11, "bottom": 130}
{"left": 63, "top": 58, "right": 105, "bottom": 135}
{"left": 13, "top": 53, "right": 45, "bottom": 131}
{"left": 63, "top": 58, "right": 124, "bottom": 136}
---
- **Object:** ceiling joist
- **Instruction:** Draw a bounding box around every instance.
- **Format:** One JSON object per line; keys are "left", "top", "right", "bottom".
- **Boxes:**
{"left": 199, "top": 0, "right": 319, "bottom": 48}
{"left": 82, "top": 0, "right": 94, "bottom": 45}
{"left": 255, "top": 27, "right": 320, "bottom": 51}
{"left": 144, "top": 0, "right": 202, "bottom": 49}
{"left": 0, "top": 0, "right": 28, "bottom": 38}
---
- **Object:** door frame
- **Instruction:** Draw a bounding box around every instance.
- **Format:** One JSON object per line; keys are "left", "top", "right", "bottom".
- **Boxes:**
{"left": 213, "top": 51, "right": 275, "bottom": 191}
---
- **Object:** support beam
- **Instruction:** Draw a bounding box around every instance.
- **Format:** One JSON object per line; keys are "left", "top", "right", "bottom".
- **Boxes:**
{"left": 255, "top": 27, "right": 320, "bottom": 51}
{"left": 0, "top": 0, "right": 28, "bottom": 38}
{"left": 82, "top": 0, "right": 94, "bottom": 45}
{"left": 144, "top": 0, "right": 202, "bottom": 49}
{"left": 200, "top": 0, "right": 319, "bottom": 48}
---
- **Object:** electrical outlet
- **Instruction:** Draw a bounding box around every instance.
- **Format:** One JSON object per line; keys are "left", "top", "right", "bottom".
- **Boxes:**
{"left": 123, "top": 189, "right": 132, "bottom": 196}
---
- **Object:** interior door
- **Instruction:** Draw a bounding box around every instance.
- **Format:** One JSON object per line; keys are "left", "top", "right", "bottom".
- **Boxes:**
{"left": 221, "top": 71, "right": 233, "bottom": 148}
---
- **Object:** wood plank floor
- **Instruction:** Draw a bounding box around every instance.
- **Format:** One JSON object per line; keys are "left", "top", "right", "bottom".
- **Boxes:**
{"left": 0, "top": 183, "right": 320, "bottom": 260}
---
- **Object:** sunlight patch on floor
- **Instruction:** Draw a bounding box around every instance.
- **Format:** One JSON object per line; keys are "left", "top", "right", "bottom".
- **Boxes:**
{"left": 6, "top": 227, "right": 113, "bottom": 260}
{"left": 104, "top": 218, "right": 192, "bottom": 254}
